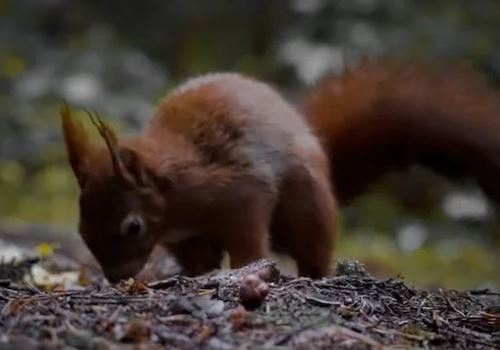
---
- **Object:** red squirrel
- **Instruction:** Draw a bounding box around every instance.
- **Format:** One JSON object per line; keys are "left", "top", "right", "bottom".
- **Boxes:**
{"left": 61, "top": 62, "right": 500, "bottom": 283}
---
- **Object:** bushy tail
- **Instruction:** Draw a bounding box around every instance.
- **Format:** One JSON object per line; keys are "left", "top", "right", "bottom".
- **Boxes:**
{"left": 303, "top": 62, "right": 500, "bottom": 206}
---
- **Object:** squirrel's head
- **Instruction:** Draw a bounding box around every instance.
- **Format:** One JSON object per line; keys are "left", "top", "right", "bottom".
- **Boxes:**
{"left": 60, "top": 104, "right": 167, "bottom": 283}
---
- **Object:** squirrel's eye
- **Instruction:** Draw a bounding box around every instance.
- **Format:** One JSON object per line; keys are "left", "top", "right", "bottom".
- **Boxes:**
{"left": 120, "top": 215, "right": 145, "bottom": 237}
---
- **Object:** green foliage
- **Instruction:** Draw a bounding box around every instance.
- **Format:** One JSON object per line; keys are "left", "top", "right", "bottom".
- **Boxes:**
{"left": 0, "top": 160, "right": 78, "bottom": 224}
{"left": 336, "top": 231, "right": 500, "bottom": 289}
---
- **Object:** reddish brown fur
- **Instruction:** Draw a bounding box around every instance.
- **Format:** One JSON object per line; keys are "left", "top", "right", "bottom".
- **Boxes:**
{"left": 63, "top": 73, "right": 335, "bottom": 282}
{"left": 304, "top": 62, "right": 500, "bottom": 205}
{"left": 62, "top": 63, "right": 500, "bottom": 283}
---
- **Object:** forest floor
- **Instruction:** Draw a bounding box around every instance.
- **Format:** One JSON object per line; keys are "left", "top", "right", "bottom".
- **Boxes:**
{"left": 0, "top": 226, "right": 499, "bottom": 350}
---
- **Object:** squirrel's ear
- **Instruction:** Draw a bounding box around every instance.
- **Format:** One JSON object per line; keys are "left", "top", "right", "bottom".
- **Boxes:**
{"left": 117, "top": 147, "right": 172, "bottom": 190}
{"left": 60, "top": 103, "right": 92, "bottom": 188}
{"left": 84, "top": 112, "right": 160, "bottom": 189}
{"left": 117, "top": 147, "right": 150, "bottom": 188}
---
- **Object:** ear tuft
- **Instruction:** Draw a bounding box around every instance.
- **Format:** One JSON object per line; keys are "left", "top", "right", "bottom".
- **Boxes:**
{"left": 60, "top": 103, "right": 92, "bottom": 188}
{"left": 86, "top": 112, "right": 139, "bottom": 186}
{"left": 82, "top": 111, "right": 163, "bottom": 190}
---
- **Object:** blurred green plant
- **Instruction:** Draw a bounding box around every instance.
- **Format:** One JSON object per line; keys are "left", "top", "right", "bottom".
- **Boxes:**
{"left": 0, "top": 160, "right": 77, "bottom": 224}
{"left": 336, "top": 231, "right": 500, "bottom": 289}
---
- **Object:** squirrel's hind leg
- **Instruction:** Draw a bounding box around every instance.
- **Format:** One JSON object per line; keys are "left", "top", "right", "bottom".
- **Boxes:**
{"left": 271, "top": 164, "right": 337, "bottom": 278}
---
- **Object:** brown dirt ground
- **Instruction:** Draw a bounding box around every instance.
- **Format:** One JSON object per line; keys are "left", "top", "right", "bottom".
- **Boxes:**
{"left": 0, "top": 226, "right": 499, "bottom": 350}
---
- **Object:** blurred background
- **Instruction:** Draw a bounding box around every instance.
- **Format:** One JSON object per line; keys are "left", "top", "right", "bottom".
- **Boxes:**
{"left": 0, "top": 0, "right": 499, "bottom": 289}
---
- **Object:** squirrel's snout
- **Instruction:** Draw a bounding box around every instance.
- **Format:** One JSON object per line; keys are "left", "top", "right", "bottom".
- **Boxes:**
{"left": 102, "top": 259, "right": 146, "bottom": 284}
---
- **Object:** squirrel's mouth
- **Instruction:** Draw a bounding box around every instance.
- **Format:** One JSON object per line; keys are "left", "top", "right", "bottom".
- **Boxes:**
{"left": 102, "top": 258, "right": 147, "bottom": 283}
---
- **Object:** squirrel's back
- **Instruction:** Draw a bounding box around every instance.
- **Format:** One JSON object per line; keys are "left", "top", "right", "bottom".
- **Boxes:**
{"left": 148, "top": 73, "right": 327, "bottom": 189}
